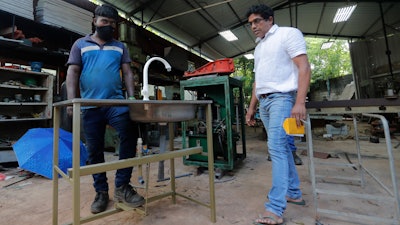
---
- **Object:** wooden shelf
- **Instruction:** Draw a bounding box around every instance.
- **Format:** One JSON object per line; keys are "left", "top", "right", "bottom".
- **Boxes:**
{"left": 0, "top": 66, "right": 52, "bottom": 76}
{"left": 0, "top": 117, "right": 49, "bottom": 122}
{"left": 0, "top": 102, "right": 48, "bottom": 106}
{"left": 0, "top": 84, "right": 48, "bottom": 91}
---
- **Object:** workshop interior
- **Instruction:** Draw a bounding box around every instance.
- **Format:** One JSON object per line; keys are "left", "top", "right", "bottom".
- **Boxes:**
{"left": 0, "top": 1, "right": 400, "bottom": 225}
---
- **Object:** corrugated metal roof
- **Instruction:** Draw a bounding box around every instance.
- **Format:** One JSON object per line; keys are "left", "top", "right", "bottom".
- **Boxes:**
{"left": 96, "top": 0, "right": 400, "bottom": 60}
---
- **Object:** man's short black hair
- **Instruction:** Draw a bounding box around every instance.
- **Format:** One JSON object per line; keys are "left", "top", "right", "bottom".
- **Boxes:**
{"left": 95, "top": 4, "right": 118, "bottom": 20}
{"left": 246, "top": 4, "right": 274, "bottom": 20}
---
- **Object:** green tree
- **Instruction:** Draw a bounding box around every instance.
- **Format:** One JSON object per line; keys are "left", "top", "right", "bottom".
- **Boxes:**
{"left": 232, "top": 56, "right": 254, "bottom": 105}
{"left": 306, "top": 38, "right": 352, "bottom": 83}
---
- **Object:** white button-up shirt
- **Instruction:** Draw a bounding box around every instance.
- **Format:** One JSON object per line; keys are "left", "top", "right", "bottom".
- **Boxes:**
{"left": 253, "top": 24, "right": 307, "bottom": 99}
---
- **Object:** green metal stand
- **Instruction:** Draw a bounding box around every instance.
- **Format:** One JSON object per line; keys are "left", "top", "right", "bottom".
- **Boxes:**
{"left": 180, "top": 76, "right": 246, "bottom": 171}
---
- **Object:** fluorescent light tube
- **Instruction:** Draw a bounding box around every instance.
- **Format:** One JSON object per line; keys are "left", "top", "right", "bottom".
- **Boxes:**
{"left": 219, "top": 30, "right": 238, "bottom": 41}
{"left": 333, "top": 5, "right": 357, "bottom": 23}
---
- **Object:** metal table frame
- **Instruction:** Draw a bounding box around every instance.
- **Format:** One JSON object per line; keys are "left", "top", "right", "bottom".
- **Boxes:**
{"left": 52, "top": 99, "right": 216, "bottom": 225}
{"left": 306, "top": 99, "right": 400, "bottom": 224}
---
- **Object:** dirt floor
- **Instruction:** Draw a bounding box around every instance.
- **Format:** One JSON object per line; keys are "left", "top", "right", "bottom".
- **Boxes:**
{"left": 0, "top": 123, "right": 399, "bottom": 225}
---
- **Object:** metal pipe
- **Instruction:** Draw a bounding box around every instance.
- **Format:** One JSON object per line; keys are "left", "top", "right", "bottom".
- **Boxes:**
{"left": 158, "top": 125, "right": 167, "bottom": 181}
{"left": 143, "top": 0, "right": 233, "bottom": 26}
{"left": 303, "top": 116, "right": 319, "bottom": 221}
{"left": 379, "top": 2, "right": 394, "bottom": 79}
{"left": 363, "top": 113, "right": 400, "bottom": 221}
{"left": 142, "top": 57, "right": 171, "bottom": 101}
{"left": 137, "top": 138, "right": 144, "bottom": 185}
{"left": 352, "top": 116, "right": 365, "bottom": 187}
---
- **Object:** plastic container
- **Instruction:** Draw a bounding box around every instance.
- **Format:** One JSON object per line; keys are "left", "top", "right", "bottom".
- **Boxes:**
{"left": 30, "top": 61, "right": 43, "bottom": 72}
{"left": 183, "top": 58, "right": 235, "bottom": 77}
{"left": 34, "top": 94, "right": 41, "bottom": 102}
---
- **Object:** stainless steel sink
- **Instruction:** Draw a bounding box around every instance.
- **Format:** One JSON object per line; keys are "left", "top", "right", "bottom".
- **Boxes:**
{"left": 128, "top": 100, "right": 210, "bottom": 123}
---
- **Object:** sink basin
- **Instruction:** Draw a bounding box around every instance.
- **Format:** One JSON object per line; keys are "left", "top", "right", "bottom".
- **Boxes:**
{"left": 128, "top": 100, "right": 211, "bottom": 123}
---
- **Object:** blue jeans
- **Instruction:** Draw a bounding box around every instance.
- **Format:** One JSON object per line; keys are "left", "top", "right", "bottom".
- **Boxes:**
{"left": 287, "top": 135, "right": 297, "bottom": 152}
{"left": 82, "top": 106, "right": 138, "bottom": 192}
{"left": 259, "top": 92, "right": 302, "bottom": 217}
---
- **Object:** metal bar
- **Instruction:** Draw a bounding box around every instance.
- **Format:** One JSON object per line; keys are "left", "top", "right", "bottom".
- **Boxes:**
{"left": 54, "top": 166, "right": 70, "bottom": 181}
{"left": 145, "top": 191, "right": 173, "bottom": 203}
{"left": 52, "top": 106, "right": 60, "bottom": 225}
{"left": 157, "top": 125, "right": 167, "bottom": 181}
{"left": 224, "top": 79, "right": 234, "bottom": 170}
{"left": 306, "top": 109, "right": 400, "bottom": 224}
{"left": 353, "top": 115, "right": 365, "bottom": 187}
{"left": 315, "top": 175, "right": 361, "bottom": 183}
{"left": 206, "top": 103, "right": 216, "bottom": 222}
{"left": 379, "top": 2, "right": 394, "bottom": 79}
{"left": 144, "top": 162, "right": 150, "bottom": 215}
{"left": 314, "top": 161, "right": 358, "bottom": 168}
{"left": 363, "top": 113, "right": 400, "bottom": 221}
{"left": 143, "top": 0, "right": 233, "bottom": 26}
{"left": 68, "top": 147, "right": 203, "bottom": 177}
{"left": 308, "top": 106, "right": 399, "bottom": 114}
{"left": 65, "top": 208, "right": 122, "bottom": 225}
{"left": 53, "top": 100, "right": 215, "bottom": 225}
{"left": 175, "top": 192, "right": 210, "bottom": 208}
{"left": 316, "top": 189, "right": 394, "bottom": 202}
{"left": 361, "top": 164, "right": 393, "bottom": 196}
{"left": 304, "top": 115, "right": 319, "bottom": 220}
{"left": 72, "top": 103, "right": 81, "bottom": 225}
{"left": 317, "top": 208, "right": 399, "bottom": 225}
{"left": 169, "top": 125, "right": 177, "bottom": 204}
{"left": 235, "top": 104, "right": 239, "bottom": 133}
{"left": 307, "top": 98, "right": 400, "bottom": 109}
{"left": 169, "top": 122, "right": 174, "bottom": 151}
{"left": 239, "top": 86, "right": 247, "bottom": 159}
{"left": 115, "top": 202, "right": 146, "bottom": 215}
{"left": 168, "top": 122, "right": 177, "bottom": 203}
{"left": 53, "top": 99, "right": 212, "bottom": 107}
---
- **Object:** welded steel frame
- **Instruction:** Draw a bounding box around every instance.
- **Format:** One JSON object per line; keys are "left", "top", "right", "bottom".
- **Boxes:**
{"left": 52, "top": 99, "right": 216, "bottom": 225}
{"left": 306, "top": 99, "right": 400, "bottom": 224}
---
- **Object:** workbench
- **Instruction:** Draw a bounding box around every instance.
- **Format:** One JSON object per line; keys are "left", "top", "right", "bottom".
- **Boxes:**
{"left": 306, "top": 98, "right": 400, "bottom": 224}
{"left": 52, "top": 99, "right": 216, "bottom": 225}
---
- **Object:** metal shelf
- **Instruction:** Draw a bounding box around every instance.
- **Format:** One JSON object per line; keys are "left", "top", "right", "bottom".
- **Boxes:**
{"left": 0, "top": 117, "right": 49, "bottom": 122}
{"left": 0, "top": 84, "right": 48, "bottom": 90}
{"left": 0, "top": 102, "right": 48, "bottom": 106}
{"left": 0, "top": 66, "right": 52, "bottom": 76}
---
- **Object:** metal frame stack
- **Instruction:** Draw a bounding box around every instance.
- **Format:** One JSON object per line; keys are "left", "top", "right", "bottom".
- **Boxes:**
{"left": 306, "top": 99, "right": 400, "bottom": 224}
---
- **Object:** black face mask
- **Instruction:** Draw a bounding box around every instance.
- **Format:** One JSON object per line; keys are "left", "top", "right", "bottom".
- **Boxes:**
{"left": 96, "top": 25, "right": 114, "bottom": 41}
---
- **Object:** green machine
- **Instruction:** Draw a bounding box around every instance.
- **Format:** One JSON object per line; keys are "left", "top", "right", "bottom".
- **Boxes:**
{"left": 180, "top": 76, "right": 246, "bottom": 177}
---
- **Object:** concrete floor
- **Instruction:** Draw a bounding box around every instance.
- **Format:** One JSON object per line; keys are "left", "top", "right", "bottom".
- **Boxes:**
{"left": 0, "top": 124, "right": 399, "bottom": 225}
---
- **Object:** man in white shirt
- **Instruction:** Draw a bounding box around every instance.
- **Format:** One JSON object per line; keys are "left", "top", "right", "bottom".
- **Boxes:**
{"left": 245, "top": 4, "right": 311, "bottom": 225}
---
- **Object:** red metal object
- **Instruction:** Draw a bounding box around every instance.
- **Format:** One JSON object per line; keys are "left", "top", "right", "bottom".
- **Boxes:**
{"left": 184, "top": 58, "right": 235, "bottom": 77}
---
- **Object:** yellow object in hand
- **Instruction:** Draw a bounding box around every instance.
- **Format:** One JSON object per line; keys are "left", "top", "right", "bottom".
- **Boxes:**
{"left": 283, "top": 118, "right": 305, "bottom": 136}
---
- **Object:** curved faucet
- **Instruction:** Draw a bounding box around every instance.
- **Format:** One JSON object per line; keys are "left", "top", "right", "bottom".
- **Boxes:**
{"left": 142, "top": 57, "right": 172, "bottom": 100}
